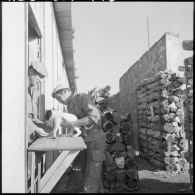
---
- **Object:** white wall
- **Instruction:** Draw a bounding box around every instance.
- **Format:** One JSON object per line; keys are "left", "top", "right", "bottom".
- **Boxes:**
{"left": 44, "top": 3, "right": 69, "bottom": 112}
{"left": 2, "top": 3, "right": 27, "bottom": 193}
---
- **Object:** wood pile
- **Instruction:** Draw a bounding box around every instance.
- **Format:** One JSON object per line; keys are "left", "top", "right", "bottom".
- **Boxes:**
{"left": 136, "top": 70, "right": 189, "bottom": 173}
{"left": 102, "top": 112, "right": 139, "bottom": 192}
{"left": 182, "top": 40, "right": 193, "bottom": 184}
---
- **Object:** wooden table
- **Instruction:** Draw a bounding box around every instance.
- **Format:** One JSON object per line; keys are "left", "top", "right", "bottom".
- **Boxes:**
{"left": 28, "top": 136, "right": 87, "bottom": 193}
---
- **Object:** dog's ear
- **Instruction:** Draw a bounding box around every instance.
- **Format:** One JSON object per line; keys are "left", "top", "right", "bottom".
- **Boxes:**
{"left": 45, "top": 109, "right": 53, "bottom": 121}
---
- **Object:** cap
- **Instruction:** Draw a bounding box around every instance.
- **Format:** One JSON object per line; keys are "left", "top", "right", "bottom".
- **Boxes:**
{"left": 52, "top": 84, "right": 70, "bottom": 98}
{"left": 29, "top": 61, "right": 48, "bottom": 78}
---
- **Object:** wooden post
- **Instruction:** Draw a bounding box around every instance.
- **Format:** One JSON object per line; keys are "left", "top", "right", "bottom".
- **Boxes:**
{"left": 30, "top": 152, "right": 35, "bottom": 193}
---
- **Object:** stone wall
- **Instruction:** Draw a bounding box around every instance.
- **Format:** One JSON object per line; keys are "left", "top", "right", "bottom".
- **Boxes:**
{"left": 119, "top": 32, "right": 183, "bottom": 150}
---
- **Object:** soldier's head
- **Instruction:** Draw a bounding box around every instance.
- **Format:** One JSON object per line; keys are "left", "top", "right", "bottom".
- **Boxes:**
{"left": 52, "top": 84, "right": 73, "bottom": 105}
{"left": 28, "top": 61, "right": 48, "bottom": 87}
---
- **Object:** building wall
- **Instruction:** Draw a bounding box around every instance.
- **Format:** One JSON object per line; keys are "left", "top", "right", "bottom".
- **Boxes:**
{"left": 2, "top": 2, "right": 71, "bottom": 192}
{"left": 119, "top": 32, "right": 183, "bottom": 150}
{"left": 43, "top": 2, "right": 69, "bottom": 170}
{"left": 2, "top": 3, "right": 27, "bottom": 192}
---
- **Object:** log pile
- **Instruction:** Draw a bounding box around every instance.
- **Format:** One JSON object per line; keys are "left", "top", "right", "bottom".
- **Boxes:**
{"left": 89, "top": 86, "right": 139, "bottom": 192}
{"left": 136, "top": 70, "right": 189, "bottom": 173}
{"left": 102, "top": 112, "right": 139, "bottom": 192}
{"left": 182, "top": 40, "right": 193, "bottom": 184}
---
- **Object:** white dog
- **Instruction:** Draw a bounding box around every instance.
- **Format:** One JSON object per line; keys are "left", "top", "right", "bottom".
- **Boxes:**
{"left": 45, "top": 109, "right": 81, "bottom": 138}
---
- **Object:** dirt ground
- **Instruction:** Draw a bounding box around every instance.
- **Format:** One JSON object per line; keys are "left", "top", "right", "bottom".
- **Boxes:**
{"left": 52, "top": 155, "right": 192, "bottom": 193}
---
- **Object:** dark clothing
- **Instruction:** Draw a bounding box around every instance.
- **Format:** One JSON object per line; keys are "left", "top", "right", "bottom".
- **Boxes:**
{"left": 67, "top": 93, "right": 106, "bottom": 193}
{"left": 67, "top": 93, "right": 105, "bottom": 143}
{"left": 79, "top": 135, "right": 106, "bottom": 193}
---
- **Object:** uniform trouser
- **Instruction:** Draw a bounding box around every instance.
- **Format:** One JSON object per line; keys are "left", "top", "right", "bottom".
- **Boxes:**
{"left": 79, "top": 135, "right": 106, "bottom": 193}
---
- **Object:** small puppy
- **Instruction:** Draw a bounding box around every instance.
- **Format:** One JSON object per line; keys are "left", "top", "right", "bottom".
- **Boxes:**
{"left": 45, "top": 109, "right": 81, "bottom": 138}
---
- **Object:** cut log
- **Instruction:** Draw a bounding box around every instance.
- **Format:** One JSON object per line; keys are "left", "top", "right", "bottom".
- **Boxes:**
{"left": 138, "top": 122, "right": 147, "bottom": 128}
{"left": 120, "top": 151, "right": 127, "bottom": 158}
{"left": 146, "top": 123, "right": 162, "bottom": 131}
{"left": 159, "top": 78, "right": 170, "bottom": 85}
{"left": 123, "top": 134, "right": 134, "bottom": 146}
{"left": 170, "top": 157, "right": 179, "bottom": 164}
{"left": 147, "top": 129, "right": 161, "bottom": 138}
{"left": 184, "top": 56, "right": 193, "bottom": 66}
{"left": 104, "top": 151, "right": 115, "bottom": 166}
{"left": 103, "top": 180, "right": 110, "bottom": 189}
{"left": 126, "top": 168, "right": 137, "bottom": 179}
{"left": 175, "top": 100, "right": 183, "bottom": 108}
{"left": 164, "top": 156, "right": 171, "bottom": 164}
{"left": 187, "top": 78, "right": 193, "bottom": 86}
{"left": 161, "top": 99, "right": 169, "bottom": 107}
{"left": 178, "top": 158, "right": 188, "bottom": 167}
{"left": 105, "top": 132, "right": 115, "bottom": 143}
{"left": 126, "top": 179, "right": 139, "bottom": 191}
{"left": 115, "top": 132, "right": 123, "bottom": 143}
{"left": 136, "top": 87, "right": 146, "bottom": 95}
{"left": 168, "top": 144, "right": 180, "bottom": 152}
{"left": 126, "top": 150, "right": 135, "bottom": 161}
{"left": 179, "top": 138, "right": 188, "bottom": 151}
{"left": 165, "top": 164, "right": 176, "bottom": 172}
{"left": 163, "top": 123, "right": 174, "bottom": 133}
{"left": 104, "top": 170, "right": 115, "bottom": 182}
{"left": 165, "top": 150, "right": 179, "bottom": 157}
{"left": 125, "top": 159, "right": 137, "bottom": 169}
{"left": 162, "top": 133, "right": 176, "bottom": 142}
{"left": 150, "top": 157, "right": 164, "bottom": 168}
{"left": 161, "top": 89, "right": 170, "bottom": 98}
{"left": 147, "top": 115, "right": 160, "bottom": 123}
{"left": 182, "top": 40, "right": 193, "bottom": 50}
{"left": 110, "top": 142, "right": 126, "bottom": 152}
{"left": 173, "top": 88, "right": 184, "bottom": 97}
{"left": 110, "top": 183, "right": 115, "bottom": 190}
{"left": 120, "top": 122, "right": 131, "bottom": 134}
{"left": 175, "top": 163, "right": 182, "bottom": 172}
{"left": 176, "top": 108, "right": 184, "bottom": 116}
{"left": 146, "top": 81, "right": 159, "bottom": 90}
{"left": 147, "top": 92, "right": 159, "bottom": 102}
{"left": 137, "top": 92, "right": 146, "bottom": 99}
{"left": 115, "top": 169, "right": 126, "bottom": 182}
{"left": 115, "top": 182, "right": 126, "bottom": 192}
{"left": 168, "top": 102, "right": 177, "bottom": 112}
{"left": 114, "top": 156, "right": 125, "bottom": 169}
{"left": 162, "top": 113, "right": 175, "bottom": 123}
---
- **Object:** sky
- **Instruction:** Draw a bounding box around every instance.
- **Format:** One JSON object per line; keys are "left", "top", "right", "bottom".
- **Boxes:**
{"left": 71, "top": 2, "right": 193, "bottom": 95}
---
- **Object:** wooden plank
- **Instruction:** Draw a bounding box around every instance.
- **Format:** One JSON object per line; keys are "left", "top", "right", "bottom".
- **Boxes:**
{"left": 39, "top": 150, "right": 80, "bottom": 193}
{"left": 28, "top": 136, "right": 87, "bottom": 151}
{"left": 57, "top": 136, "right": 87, "bottom": 150}
{"left": 39, "top": 151, "right": 69, "bottom": 191}
{"left": 28, "top": 137, "right": 58, "bottom": 151}
{"left": 30, "top": 152, "right": 35, "bottom": 193}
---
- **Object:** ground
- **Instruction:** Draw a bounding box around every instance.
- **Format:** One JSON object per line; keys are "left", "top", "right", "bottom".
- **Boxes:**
{"left": 52, "top": 155, "right": 192, "bottom": 193}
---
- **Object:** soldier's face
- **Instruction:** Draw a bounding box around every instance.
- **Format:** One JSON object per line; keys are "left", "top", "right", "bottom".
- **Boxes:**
{"left": 55, "top": 90, "right": 71, "bottom": 105}
{"left": 28, "top": 69, "right": 40, "bottom": 87}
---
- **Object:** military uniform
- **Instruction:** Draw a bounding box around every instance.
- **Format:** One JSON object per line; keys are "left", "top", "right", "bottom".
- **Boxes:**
{"left": 67, "top": 93, "right": 106, "bottom": 193}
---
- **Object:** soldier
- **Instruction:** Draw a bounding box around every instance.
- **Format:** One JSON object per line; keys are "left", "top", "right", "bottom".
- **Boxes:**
{"left": 52, "top": 84, "right": 106, "bottom": 193}
{"left": 27, "top": 61, "right": 48, "bottom": 180}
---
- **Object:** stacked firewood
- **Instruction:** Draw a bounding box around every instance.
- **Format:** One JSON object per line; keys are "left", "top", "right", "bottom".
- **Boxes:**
{"left": 136, "top": 70, "right": 189, "bottom": 173}
{"left": 182, "top": 40, "right": 193, "bottom": 183}
{"left": 102, "top": 112, "right": 139, "bottom": 192}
